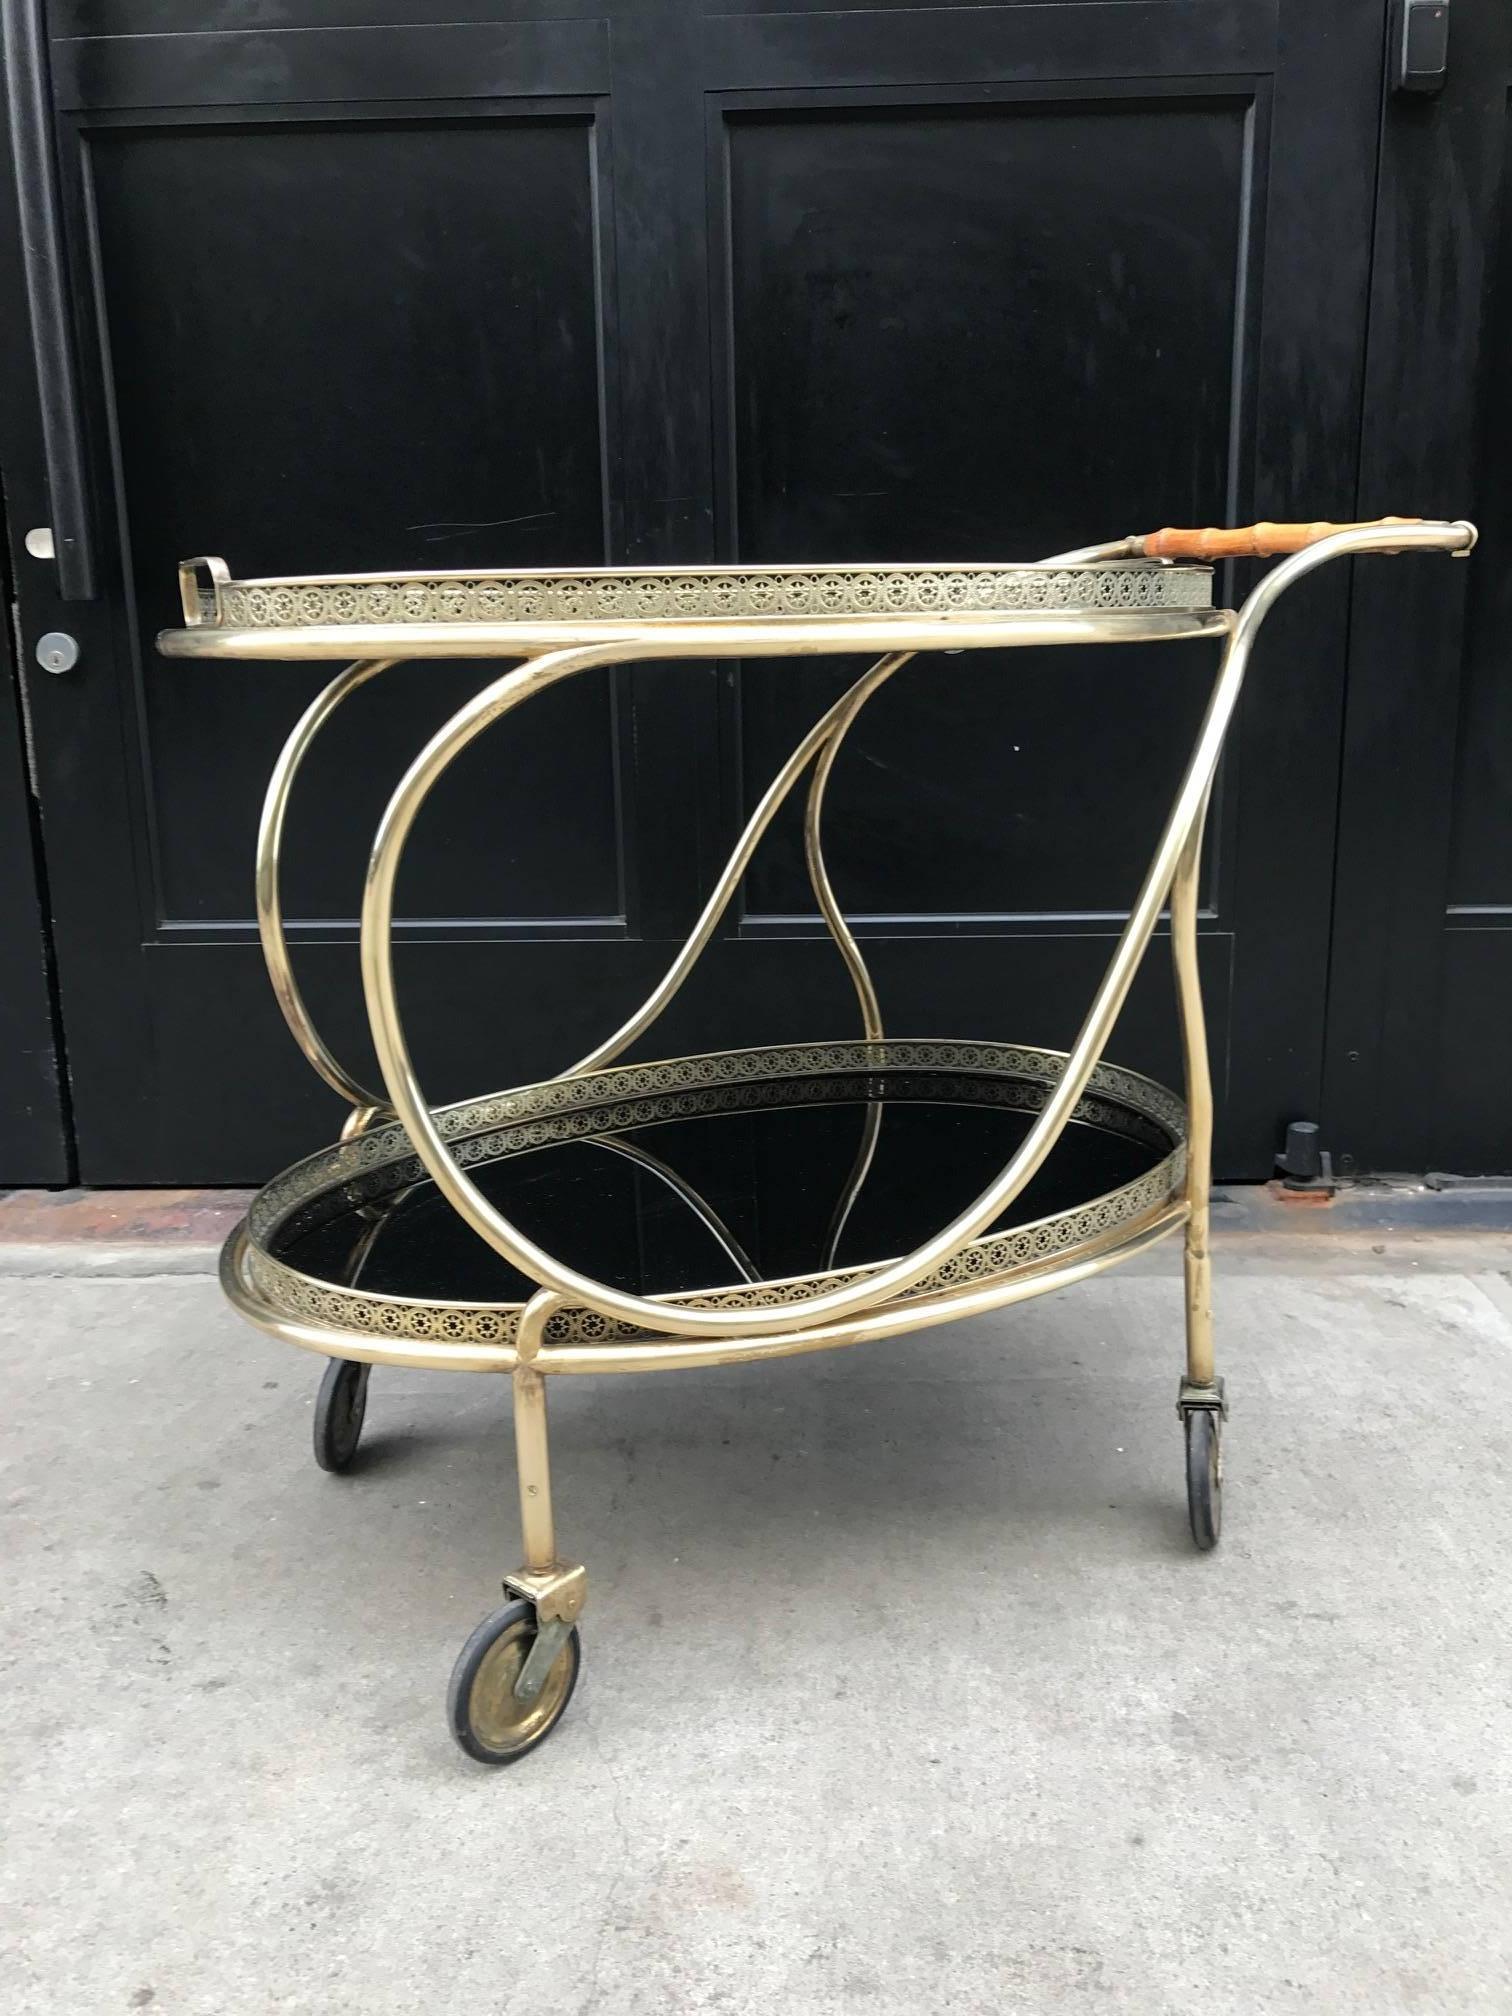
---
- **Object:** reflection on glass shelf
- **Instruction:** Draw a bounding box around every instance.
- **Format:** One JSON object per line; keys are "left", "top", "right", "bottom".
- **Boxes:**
{"left": 272, "top": 1071, "right": 1167, "bottom": 1306}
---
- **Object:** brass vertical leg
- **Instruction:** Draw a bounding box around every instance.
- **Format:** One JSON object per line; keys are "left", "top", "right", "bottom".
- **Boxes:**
{"left": 512, "top": 1364, "right": 558, "bottom": 1574}
{"left": 446, "top": 1294, "right": 586, "bottom": 1755}
{"left": 1170, "top": 799, "right": 1217, "bottom": 1392}
{"left": 505, "top": 1291, "right": 587, "bottom": 1643}
{"left": 505, "top": 1348, "right": 587, "bottom": 1704}
{"left": 1171, "top": 797, "right": 1224, "bottom": 1551}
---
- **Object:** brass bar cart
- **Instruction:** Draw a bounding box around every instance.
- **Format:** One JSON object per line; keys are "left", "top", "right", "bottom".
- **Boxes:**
{"left": 160, "top": 516, "right": 1473, "bottom": 1764}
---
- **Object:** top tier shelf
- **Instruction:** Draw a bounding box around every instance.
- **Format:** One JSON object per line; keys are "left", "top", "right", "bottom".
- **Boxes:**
{"left": 157, "top": 555, "right": 1224, "bottom": 661}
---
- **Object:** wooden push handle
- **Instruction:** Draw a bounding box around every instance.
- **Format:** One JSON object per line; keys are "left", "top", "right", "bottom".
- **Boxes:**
{"left": 1137, "top": 516, "right": 1422, "bottom": 561}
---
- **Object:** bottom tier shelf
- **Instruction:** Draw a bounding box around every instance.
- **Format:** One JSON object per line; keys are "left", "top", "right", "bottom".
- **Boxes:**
{"left": 225, "top": 1038, "right": 1189, "bottom": 1372}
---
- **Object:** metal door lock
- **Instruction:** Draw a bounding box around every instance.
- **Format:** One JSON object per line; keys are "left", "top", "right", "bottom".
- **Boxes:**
{"left": 1393, "top": 0, "right": 1449, "bottom": 93}
{"left": 35, "top": 631, "right": 79, "bottom": 674}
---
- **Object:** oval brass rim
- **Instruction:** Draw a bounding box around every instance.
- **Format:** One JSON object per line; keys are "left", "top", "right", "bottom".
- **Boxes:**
{"left": 157, "top": 607, "right": 1232, "bottom": 662}
{"left": 175, "top": 555, "right": 1214, "bottom": 633}
{"left": 237, "top": 1038, "right": 1186, "bottom": 1355}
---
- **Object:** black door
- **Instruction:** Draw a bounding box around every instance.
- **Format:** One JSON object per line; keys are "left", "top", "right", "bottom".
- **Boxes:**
{"left": 3, "top": 0, "right": 1388, "bottom": 1184}
{"left": 1324, "top": 0, "right": 1512, "bottom": 1176}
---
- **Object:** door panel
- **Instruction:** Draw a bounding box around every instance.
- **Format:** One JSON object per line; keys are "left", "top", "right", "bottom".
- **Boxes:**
{"left": 88, "top": 113, "right": 619, "bottom": 927}
{"left": 700, "top": 1, "right": 1384, "bottom": 1176}
{"left": 4, "top": 0, "right": 1391, "bottom": 1181}
{"left": 724, "top": 98, "right": 1246, "bottom": 566}
{"left": 1445, "top": 109, "right": 1512, "bottom": 917}
{"left": 3, "top": 14, "right": 689, "bottom": 1180}
{"left": 724, "top": 92, "right": 1246, "bottom": 925}
{"left": 1325, "top": 0, "right": 1512, "bottom": 1175}
{"left": 1438, "top": 98, "right": 1512, "bottom": 1169}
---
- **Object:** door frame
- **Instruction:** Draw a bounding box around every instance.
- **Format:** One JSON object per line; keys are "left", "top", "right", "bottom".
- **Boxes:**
{"left": 0, "top": 520, "right": 70, "bottom": 1186}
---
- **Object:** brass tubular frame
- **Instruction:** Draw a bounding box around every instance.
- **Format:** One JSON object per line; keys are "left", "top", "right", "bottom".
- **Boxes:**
{"left": 361, "top": 629, "right": 1200, "bottom": 1342}
{"left": 560, "top": 651, "right": 907, "bottom": 1079}
{"left": 249, "top": 639, "right": 901, "bottom": 1122}
{"left": 1170, "top": 785, "right": 1215, "bottom": 1388}
{"left": 803, "top": 665, "right": 894, "bottom": 1264}
{"left": 802, "top": 662, "right": 894, "bottom": 1047}
{"left": 255, "top": 657, "right": 396, "bottom": 1111}
{"left": 512, "top": 1360, "right": 556, "bottom": 1572}
{"left": 357, "top": 617, "right": 1214, "bottom": 1344}
{"left": 354, "top": 523, "right": 1471, "bottom": 1353}
{"left": 191, "top": 522, "right": 1474, "bottom": 1728}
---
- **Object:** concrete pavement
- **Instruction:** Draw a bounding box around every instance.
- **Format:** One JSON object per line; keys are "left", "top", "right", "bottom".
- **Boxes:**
{"left": 2, "top": 1217, "right": 1510, "bottom": 2013}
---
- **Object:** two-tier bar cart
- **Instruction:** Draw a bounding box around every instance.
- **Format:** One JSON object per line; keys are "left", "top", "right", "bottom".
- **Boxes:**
{"left": 159, "top": 515, "right": 1473, "bottom": 1763}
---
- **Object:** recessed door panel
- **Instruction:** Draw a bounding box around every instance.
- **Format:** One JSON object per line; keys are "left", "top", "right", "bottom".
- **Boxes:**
{"left": 723, "top": 97, "right": 1246, "bottom": 922}
{"left": 88, "top": 115, "right": 619, "bottom": 928}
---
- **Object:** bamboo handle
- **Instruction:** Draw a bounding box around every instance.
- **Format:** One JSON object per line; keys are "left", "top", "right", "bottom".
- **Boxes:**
{"left": 1137, "top": 516, "right": 1422, "bottom": 561}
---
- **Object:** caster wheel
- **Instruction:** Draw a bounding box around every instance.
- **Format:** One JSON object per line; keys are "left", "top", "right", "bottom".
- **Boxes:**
{"left": 447, "top": 1599, "right": 581, "bottom": 1765}
{"left": 1184, "top": 1406, "right": 1222, "bottom": 1551}
{"left": 313, "top": 1357, "right": 370, "bottom": 1474}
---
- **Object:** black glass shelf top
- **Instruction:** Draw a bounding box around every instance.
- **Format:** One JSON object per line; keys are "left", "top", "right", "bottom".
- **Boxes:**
{"left": 269, "top": 1068, "right": 1172, "bottom": 1307}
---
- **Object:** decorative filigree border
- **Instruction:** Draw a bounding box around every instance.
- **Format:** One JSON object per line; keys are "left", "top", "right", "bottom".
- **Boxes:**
{"left": 245, "top": 1155, "right": 1183, "bottom": 1351}
{"left": 241, "top": 1040, "right": 1187, "bottom": 1351}
{"left": 207, "top": 562, "right": 1211, "bottom": 630}
{"left": 268, "top": 1068, "right": 1172, "bottom": 1250}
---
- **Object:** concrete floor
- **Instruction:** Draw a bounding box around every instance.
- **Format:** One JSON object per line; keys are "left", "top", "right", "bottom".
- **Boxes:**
{"left": 2, "top": 1220, "right": 1511, "bottom": 2013}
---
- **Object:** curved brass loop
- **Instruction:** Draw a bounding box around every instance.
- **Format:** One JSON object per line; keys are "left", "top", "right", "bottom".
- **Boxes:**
{"left": 1170, "top": 782, "right": 1214, "bottom": 1384}
{"left": 1169, "top": 793, "right": 1213, "bottom": 1193}
{"left": 361, "top": 617, "right": 1225, "bottom": 1341}
{"left": 340, "top": 1101, "right": 390, "bottom": 1142}
{"left": 258, "top": 659, "right": 395, "bottom": 1109}
{"left": 362, "top": 524, "right": 1468, "bottom": 1343}
{"left": 803, "top": 669, "right": 889, "bottom": 1045}
{"left": 802, "top": 671, "right": 894, "bottom": 1262}
{"left": 560, "top": 652, "right": 910, "bottom": 1079}
{"left": 564, "top": 651, "right": 901, "bottom": 1266}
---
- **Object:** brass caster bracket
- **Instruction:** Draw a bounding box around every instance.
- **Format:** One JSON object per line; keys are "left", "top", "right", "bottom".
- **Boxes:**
{"left": 1177, "top": 1376, "right": 1228, "bottom": 1420}
{"left": 504, "top": 1562, "right": 588, "bottom": 1706}
{"left": 505, "top": 1560, "right": 588, "bottom": 1625}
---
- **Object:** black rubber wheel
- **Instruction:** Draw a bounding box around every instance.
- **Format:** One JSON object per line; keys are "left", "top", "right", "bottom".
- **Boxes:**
{"left": 447, "top": 1599, "right": 582, "bottom": 1765}
{"left": 1184, "top": 1406, "right": 1222, "bottom": 1551}
{"left": 313, "top": 1357, "right": 370, "bottom": 1474}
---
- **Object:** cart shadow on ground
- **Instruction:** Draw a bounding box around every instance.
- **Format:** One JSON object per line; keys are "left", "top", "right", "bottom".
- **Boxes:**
{"left": 345, "top": 1296, "right": 1207, "bottom": 1579}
